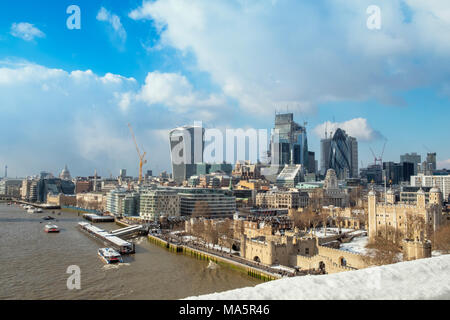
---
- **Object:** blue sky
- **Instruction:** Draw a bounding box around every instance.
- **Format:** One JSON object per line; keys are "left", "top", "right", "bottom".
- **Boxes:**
{"left": 0, "top": 0, "right": 449, "bottom": 178}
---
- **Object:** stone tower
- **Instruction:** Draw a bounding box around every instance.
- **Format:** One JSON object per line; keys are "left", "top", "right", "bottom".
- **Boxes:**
{"left": 386, "top": 188, "right": 395, "bottom": 204}
{"left": 368, "top": 189, "right": 377, "bottom": 243}
{"left": 429, "top": 186, "right": 442, "bottom": 207}
{"left": 417, "top": 188, "right": 426, "bottom": 208}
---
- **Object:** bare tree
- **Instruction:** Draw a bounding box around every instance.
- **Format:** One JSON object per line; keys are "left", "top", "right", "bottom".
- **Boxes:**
{"left": 432, "top": 224, "right": 450, "bottom": 253}
{"left": 364, "top": 226, "right": 403, "bottom": 266}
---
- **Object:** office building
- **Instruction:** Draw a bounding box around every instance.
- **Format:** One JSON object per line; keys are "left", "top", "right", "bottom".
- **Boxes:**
{"left": 0, "top": 179, "right": 22, "bottom": 197}
{"left": 411, "top": 174, "right": 450, "bottom": 200}
{"left": 106, "top": 189, "right": 139, "bottom": 217}
{"left": 271, "top": 113, "right": 309, "bottom": 168}
{"left": 178, "top": 188, "right": 236, "bottom": 217}
{"left": 326, "top": 128, "right": 358, "bottom": 179}
{"left": 139, "top": 189, "right": 180, "bottom": 221}
{"left": 426, "top": 153, "right": 437, "bottom": 171}
{"left": 169, "top": 125, "right": 205, "bottom": 183}
{"left": 276, "top": 164, "right": 304, "bottom": 188}
{"left": 400, "top": 153, "right": 421, "bottom": 175}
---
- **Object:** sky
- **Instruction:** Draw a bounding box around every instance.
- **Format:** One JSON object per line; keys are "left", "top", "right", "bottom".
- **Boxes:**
{"left": 0, "top": 0, "right": 449, "bottom": 178}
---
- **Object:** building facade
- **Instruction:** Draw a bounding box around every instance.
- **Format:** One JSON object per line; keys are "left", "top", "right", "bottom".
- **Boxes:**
{"left": 139, "top": 189, "right": 180, "bottom": 221}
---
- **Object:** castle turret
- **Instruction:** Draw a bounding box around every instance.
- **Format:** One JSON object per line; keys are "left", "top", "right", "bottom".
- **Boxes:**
{"left": 368, "top": 189, "right": 377, "bottom": 243}
{"left": 386, "top": 188, "right": 395, "bottom": 204}
{"left": 417, "top": 188, "right": 426, "bottom": 208}
{"left": 429, "top": 186, "right": 442, "bottom": 207}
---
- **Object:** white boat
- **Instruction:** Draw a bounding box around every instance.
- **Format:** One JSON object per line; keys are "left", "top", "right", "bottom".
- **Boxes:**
{"left": 98, "top": 248, "right": 123, "bottom": 264}
{"left": 35, "top": 208, "right": 43, "bottom": 213}
{"left": 44, "top": 224, "right": 60, "bottom": 233}
{"left": 27, "top": 208, "right": 37, "bottom": 214}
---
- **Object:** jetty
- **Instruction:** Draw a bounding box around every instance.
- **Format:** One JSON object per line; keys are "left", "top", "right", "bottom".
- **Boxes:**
{"left": 78, "top": 222, "right": 136, "bottom": 254}
{"left": 83, "top": 213, "right": 115, "bottom": 223}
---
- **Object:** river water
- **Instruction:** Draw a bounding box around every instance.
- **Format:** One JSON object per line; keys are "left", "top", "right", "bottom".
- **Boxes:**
{"left": 0, "top": 203, "right": 261, "bottom": 300}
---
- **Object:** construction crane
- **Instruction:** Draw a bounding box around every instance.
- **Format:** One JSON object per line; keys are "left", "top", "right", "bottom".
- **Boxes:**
{"left": 128, "top": 123, "right": 147, "bottom": 185}
{"left": 370, "top": 140, "right": 387, "bottom": 166}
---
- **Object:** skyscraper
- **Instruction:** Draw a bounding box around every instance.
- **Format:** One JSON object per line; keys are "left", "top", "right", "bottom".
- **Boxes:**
{"left": 326, "top": 128, "right": 358, "bottom": 180}
{"left": 400, "top": 152, "right": 421, "bottom": 175}
{"left": 169, "top": 125, "right": 205, "bottom": 183}
{"left": 271, "top": 113, "right": 309, "bottom": 168}
{"left": 320, "top": 137, "right": 331, "bottom": 175}
{"left": 427, "top": 152, "right": 437, "bottom": 171}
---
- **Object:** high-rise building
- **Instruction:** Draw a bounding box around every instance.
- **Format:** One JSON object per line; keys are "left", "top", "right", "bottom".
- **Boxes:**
{"left": 308, "top": 151, "right": 316, "bottom": 174}
{"left": 119, "top": 169, "right": 127, "bottom": 178}
{"left": 169, "top": 125, "right": 205, "bottom": 183}
{"left": 426, "top": 152, "right": 437, "bottom": 171}
{"left": 320, "top": 137, "right": 332, "bottom": 175}
{"left": 327, "top": 128, "right": 358, "bottom": 180}
{"left": 400, "top": 152, "right": 421, "bottom": 175}
{"left": 271, "top": 113, "right": 309, "bottom": 168}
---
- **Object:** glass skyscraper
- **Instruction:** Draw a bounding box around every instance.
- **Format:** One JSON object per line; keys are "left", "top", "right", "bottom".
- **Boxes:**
{"left": 271, "top": 113, "right": 309, "bottom": 170}
{"left": 326, "top": 128, "right": 358, "bottom": 180}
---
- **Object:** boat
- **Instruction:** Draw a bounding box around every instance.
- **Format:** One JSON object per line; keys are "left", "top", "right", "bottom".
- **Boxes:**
{"left": 27, "top": 208, "right": 37, "bottom": 214}
{"left": 98, "top": 248, "right": 123, "bottom": 264}
{"left": 42, "top": 216, "right": 55, "bottom": 221}
{"left": 44, "top": 224, "right": 60, "bottom": 233}
{"left": 35, "top": 208, "right": 43, "bottom": 213}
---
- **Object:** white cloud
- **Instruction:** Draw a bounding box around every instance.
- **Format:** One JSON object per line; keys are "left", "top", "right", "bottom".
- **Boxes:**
{"left": 97, "top": 7, "right": 127, "bottom": 43}
{"left": 313, "top": 118, "right": 382, "bottom": 142}
{"left": 10, "top": 22, "right": 45, "bottom": 41}
{"left": 136, "top": 71, "right": 227, "bottom": 114}
{"left": 129, "top": 0, "right": 450, "bottom": 115}
{"left": 437, "top": 159, "right": 450, "bottom": 169}
{"left": 0, "top": 61, "right": 229, "bottom": 176}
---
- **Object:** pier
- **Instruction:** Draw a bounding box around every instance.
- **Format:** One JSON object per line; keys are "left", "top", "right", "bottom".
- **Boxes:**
{"left": 78, "top": 222, "right": 135, "bottom": 254}
{"left": 83, "top": 214, "right": 115, "bottom": 223}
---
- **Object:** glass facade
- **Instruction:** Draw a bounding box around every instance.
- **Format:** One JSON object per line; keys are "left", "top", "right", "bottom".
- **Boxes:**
{"left": 329, "top": 129, "right": 351, "bottom": 180}
{"left": 272, "top": 113, "right": 309, "bottom": 170}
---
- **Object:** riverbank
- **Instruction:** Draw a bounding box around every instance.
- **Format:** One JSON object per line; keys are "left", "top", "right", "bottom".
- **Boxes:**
{"left": 147, "top": 233, "right": 284, "bottom": 282}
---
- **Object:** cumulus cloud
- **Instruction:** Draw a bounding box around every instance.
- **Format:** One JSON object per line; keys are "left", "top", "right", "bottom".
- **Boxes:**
{"left": 0, "top": 61, "right": 231, "bottom": 177}
{"left": 10, "top": 22, "right": 45, "bottom": 41}
{"left": 129, "top": 0, "right": 450, "bottom": 115}
{"left": 136, "top": 71, "right": 227, "bottom": 114}
{"left": 97, "top": 7, "right": 127, "bottom": 45}
{"left": 313, "top": 118, "right": 383, "bottom": 142}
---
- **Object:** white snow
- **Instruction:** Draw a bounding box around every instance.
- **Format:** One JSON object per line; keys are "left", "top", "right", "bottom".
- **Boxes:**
{"left": 186, "top": 254, "right": 450, "bottom": 300}
{"left": 339, "top": 236, "right": 371, "bottom": 255}
{"left": 313, "top": 227, "right": 354, "bottom": 238}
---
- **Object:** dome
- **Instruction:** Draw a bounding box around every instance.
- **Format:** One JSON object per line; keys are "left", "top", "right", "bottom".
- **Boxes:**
{"left": 430, "top": 186, "right": 441, "bottom": 193}
{"left": 387, "top": 188, "right": 394, "bottom": 195}
{"left": 368, "top": 190, "right": 376, "bottom": 196}
{"left": 417, "top": 188, "right": 425, "bottom": 195}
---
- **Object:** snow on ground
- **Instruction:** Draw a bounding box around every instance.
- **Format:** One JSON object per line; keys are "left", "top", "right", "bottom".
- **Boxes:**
{"left": 339, "top": 236, "right": 371, "bottom": 255}
{"left": 313, "top": 227, "right": 354, "bottom": 238}
{"left": 186, "top": 254, "right": 450, "bottom": 300}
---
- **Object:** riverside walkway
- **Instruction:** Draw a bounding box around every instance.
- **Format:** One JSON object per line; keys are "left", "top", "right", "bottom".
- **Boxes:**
{"left": 153, "top": 232, "right": 313, "bottom": 278}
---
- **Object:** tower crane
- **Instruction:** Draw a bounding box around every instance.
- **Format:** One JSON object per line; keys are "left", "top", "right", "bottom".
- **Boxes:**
{"left": 128, "top": 123, "right": 147, "bottom": 185}
{"left": 369, "top": 140, "right": 387, "bottom": 166}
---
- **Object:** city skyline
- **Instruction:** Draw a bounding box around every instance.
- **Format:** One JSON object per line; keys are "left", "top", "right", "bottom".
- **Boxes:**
{"left": 1, "top": 0, "right": 450, "bottom": 178}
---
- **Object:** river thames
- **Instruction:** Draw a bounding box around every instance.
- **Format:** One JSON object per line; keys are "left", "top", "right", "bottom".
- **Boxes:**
{"left": 0, "top": 203, "right": 261, "bottom": 300}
